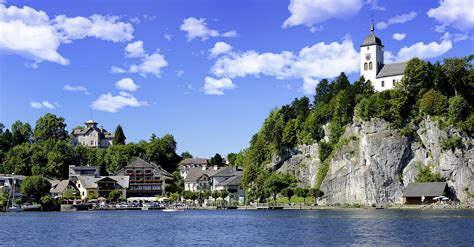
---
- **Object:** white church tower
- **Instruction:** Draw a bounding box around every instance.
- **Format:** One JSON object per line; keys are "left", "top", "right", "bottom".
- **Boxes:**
{"left": 360, "top": 19, "right": 406, "bottom": 91}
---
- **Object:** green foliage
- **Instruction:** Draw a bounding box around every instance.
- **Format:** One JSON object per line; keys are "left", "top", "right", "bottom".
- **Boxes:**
{"left": 448, "top": 96, "right": 470, "bottom": 122}
{"left": 280, "top": 187, "right": 294, "bottom": 203}
{"left": 180, "top": 151, "right": 193, "bottom": 159}
{"left": 263, "top": 172, "right": 296, "bottom": 201}
{"left": 11, "top": 121, "right": 32, "bottom": 146}
{"left": 33, "top": 113, "right": 68, "bottom": 142}
{"left": 62, "top": 189, "right": 80, "bottom": 199}
{"left": 40, "top": 195, "right": 60, "bottom": 211}
{"left": 0, "top": 192, "right": 8, "bottom": 210}
{"left": 441, "top": 136, "right": 463, "bottom": 151}
{"left": 309, "top": 188, "right": 324, "bottom": 202}
{"left": 113, "top": 125, "right": 126, "bottom": 145}
{"left": 108, "top": 190, "right": 122, "bottom": 202}
{"left": 209, "top": 153, "right": 224, "bottom": 166}
{"left": 226, "top": 153, "right": 237, "bottom": 165}
{"left": 415, "top": 164, "right": 445, "bottom": 183}
{"left": 20, "top": 176, "right": 51, "bottom": 202}
{"left": 318, "top": 141, "right": 332, "bottom": 162}
{"left": 419, "top": 89, "right": 448, "bottom": 116}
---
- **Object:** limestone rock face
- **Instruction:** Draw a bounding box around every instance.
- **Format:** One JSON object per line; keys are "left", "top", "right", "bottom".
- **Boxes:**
{"left": 274, "top": 117, "right": 473, "bottom": 205}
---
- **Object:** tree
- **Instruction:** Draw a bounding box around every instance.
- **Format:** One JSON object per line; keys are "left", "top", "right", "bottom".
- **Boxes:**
{"left": 209, "top": 153, "right": 223, "bottom": 167}
{"left": 113, "top": 125, "right": 126, "bottom": 145}
{"left": 11, "top": 121, "right": 32, "bottom": 146}
{"left": 211, "top": 191, "right": 220, "bottom": 202}
{"left": 419, "top": 89, "right": 448, "bottom": 116}
{"left": 181, "top": 151, "right": 193, "bottom": 159}
{"left": 20, "top": 176, "right": 51, "bottom": 202}
{"left": 295, "top": 188, "right": 309, "bottom": 205}
{"left": 40, "top": 195, "right": 60, "bottom": 211}
{"left": 280, "top": 187, "right": 294, "bottom": 204}
{"left": 448, "top": 96, "right": 470, "bottom": 122}
{"left": 227, "top": 153, "right": 237, "bottom": 166}
{"left": 415, "top": 164, "right": 445, "bottom": 183}
{"left": 33, "top": 113, "right": 68, "bottom": 142}
{"left": 443, "top": 55, "right": 473, "bottom": 98}
{"left": 264, "top": 173, "right": 291, "bottom": 203}
{"left": 309, "top": 188, "right": 323, "bottom": 205}
{"left": 108, "top": 190, "right": 122, "bottom": 202}
{"left": 0, "top": 192, "right": 9, "bottom": 210}
{"left": 219, "top": 190, "right": 229, "bottom": 205}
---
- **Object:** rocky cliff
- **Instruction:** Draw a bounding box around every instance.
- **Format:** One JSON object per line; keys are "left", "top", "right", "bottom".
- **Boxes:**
{"left": 272, "top": 117, "right": 473, "bottom": 205}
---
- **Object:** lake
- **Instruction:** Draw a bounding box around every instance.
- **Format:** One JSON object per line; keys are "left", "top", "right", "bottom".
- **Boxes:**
{"left": 1, "top": 209, "right": 473, "bottom": 246}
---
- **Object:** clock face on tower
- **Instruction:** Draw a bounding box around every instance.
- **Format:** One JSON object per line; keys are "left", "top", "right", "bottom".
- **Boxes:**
{"left": 365, "top": 54, "right": 371, "bottom": 60}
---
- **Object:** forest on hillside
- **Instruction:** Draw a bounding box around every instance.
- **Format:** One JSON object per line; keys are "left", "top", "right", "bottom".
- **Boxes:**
{"left": 233, "top": 55, "right": 473, "bottom": 202}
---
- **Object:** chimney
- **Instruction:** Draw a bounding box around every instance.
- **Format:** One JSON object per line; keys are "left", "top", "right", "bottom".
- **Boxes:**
{"left": 202, "top": 166, "right": 206, "bottom": 171}
{"left": 214, "top": 165, "right": 218, "bottom": 171}
{"left": 101, "top": 125, "right": 104, "bottom": 132}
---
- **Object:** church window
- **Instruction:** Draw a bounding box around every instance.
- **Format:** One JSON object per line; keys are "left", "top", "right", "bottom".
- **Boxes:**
{"left": 369, "top": 62, "right": 373, "bottom": 70}
{"left": 364, "top": 63, "right": 368, "bottom": 71}
{"left": 381, "top": 81, "right": 385, "bottom": 87}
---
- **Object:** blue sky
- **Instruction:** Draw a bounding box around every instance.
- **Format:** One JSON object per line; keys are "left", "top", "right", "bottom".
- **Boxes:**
{"left": 1, "top": 0, "right": 473, "bottom": 158}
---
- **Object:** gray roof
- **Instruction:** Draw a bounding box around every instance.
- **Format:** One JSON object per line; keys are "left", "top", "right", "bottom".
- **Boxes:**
{"left": 77, "top": 176, "right": 129, "bottom": 189}
{"left": 85, "top": 120, "right": 97, "bottom": 124}
{"left": 211, "top": 166, "right": 243, "bottom": 177}
{"left": 50, "top": 179, "right": 76, "bottom": 193}
{"left": 219, "top": 175, "right": 242, "bottom": 186}
{"left": 376, "top": 62, "right": 407, "bottom": 78}
{"left": 403, "top": 182, "right": 447, "bottom": 197}
{"left": 361, "top": 34, "right": 383, "bottom": 47}
{"left": 180, "top": 158, "right": 208, "bottom": 166}
{"left": 184, "top": 168, "right": 211, "bottom": 182}
{"left": 116, "top": 158, "right": 173, "bottom": 177}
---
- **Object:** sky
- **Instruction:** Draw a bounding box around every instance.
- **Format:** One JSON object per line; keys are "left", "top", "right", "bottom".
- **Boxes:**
{"left": 1, "top": 0, "right": 473, "bottom": 158}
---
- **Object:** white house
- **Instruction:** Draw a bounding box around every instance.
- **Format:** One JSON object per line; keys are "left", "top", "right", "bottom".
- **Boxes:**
{"left": 360, "top": 20, "right": 407, "bottom": 91}
{"left": 71, "top": 120, "right": 114, "bottom": 148}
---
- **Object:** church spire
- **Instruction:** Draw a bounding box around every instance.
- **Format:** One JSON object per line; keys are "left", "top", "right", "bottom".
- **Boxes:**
{"left": 370, "top": 18, "right": 375, "bottom": 34}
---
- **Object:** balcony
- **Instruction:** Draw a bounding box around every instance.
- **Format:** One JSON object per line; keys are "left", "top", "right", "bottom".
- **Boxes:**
{"left": 130, "top": 180, "right": 162, "bottom": 184}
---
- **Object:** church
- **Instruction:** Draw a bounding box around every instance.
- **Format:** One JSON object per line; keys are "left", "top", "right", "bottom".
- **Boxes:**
{"left": 360, "top": 20, "right": 407, "bottom": 91}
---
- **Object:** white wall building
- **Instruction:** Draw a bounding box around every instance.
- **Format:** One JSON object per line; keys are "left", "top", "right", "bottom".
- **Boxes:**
{"left": 71, "top": 120, "right": 114, "bottom": 148}
{"left": 360, "top": 20, "right": 407, "bottom": 91}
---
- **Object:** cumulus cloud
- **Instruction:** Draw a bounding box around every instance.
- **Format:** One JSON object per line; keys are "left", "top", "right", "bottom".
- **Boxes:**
{"left": 202, "top": 77, "right": 236, "bottom": 95}
{"left": 64, "top": 84, "right": 89, "bottom": 94}
{"left": 384, "top": 35, "right": 452, "bottom": 63}
{"left": 53, "top": 15, "right": 133, "bottom": 43}
{"left": 176, "top": 70, "right": 184, "bottom": 77}
{"left": 376, "top": 11, "right": 417, "bottom": 30}
{"left": 180, "top": 17, "right": 238, "bottom": 41}
{"left": 282, "top": 0, "right": 363, "bottom": 29}
{"left": 427, "top": 0, "right": 474, "bottom": 31}
{"left": 112, "top": 42, "right": 168, "bottom": 78}
{"left": 0, "top": 3, "right": 134, "bottom": 66}
{"left": 209, "top": 42, "right": 232, "bottom": 56}
{"left": 124, "top": 40, "right": 145, "bottom": 58}
{"left": 392, "top": 33, "right": 406, "bottom": 41}
{"left": 164, "top": 34, "right": 172, "bottom": 41}
{"left": 91, "top": 92, "right": 148, "bottom": 113}
{"left": 302, "top": 77, "right": 318, "bottom": 95}
{"left": 30, "top": 101, "right": 56, "bottom": 109}
{"left": 211, "top": 39, "right": 359, "bottom": 80}
{"left": 115, "top": 78, "right": 140, "bottom": 91}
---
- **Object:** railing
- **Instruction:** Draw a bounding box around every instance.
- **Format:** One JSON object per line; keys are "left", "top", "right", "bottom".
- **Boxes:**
{"left": 130, "top": 180, "right": 162, "bottom": 183}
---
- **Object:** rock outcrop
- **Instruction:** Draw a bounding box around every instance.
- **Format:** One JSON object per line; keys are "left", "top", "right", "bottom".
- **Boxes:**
{"left": 273, "top": 117, "right": 473, "bottom": 205}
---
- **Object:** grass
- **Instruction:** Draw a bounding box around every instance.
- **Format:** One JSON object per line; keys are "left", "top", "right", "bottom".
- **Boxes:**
{"left": 274, "top": 196, "right": 315, "bottom": 204}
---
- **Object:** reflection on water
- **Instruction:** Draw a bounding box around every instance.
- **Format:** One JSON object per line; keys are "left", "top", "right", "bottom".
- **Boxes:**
{"left": 1, "top": 209, "right": 473, "bottom": 246}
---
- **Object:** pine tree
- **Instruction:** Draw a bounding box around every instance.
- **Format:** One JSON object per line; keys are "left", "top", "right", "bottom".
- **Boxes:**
{"left": 113, "top": 125, "right": 126, "bottom": 145}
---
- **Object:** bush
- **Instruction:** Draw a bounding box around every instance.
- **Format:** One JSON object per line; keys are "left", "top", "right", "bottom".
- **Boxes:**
{"left": 448, "top": 96, "right": 469, "bottom": 122}
{"left": 40, "top": 195, "right": 60, "bottom": 211}
{"left": 419, "top": 89, "right": 448, "bottom": 116}
{"left": 415, "top": 164, "right": 445, "bottom": 183}
{"left": 441, "top": 136, "right": 463, "bottom": 151}
{"left": 20, "top": 176, "right": 51, "bottom": 202}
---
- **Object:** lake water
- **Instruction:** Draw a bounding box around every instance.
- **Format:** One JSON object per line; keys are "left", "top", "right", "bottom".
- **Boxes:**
{"left": 1, "top": 209, "right": 473, "bottom": 246}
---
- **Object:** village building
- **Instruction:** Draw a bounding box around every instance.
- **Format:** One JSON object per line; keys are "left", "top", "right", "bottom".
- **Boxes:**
{"left": 402, "top": 182, "right": 449, "bottom": 204}
{"left": 50, "top": 179, "right": 79, "bottom": 199}
{"left": 179, "top": 158, "right": 209, "bottom": 178}
{"left": 0, "top": 174, "right": 25, "bottom": 201}
{"left": 71, "top": 120, "right": 114, "bottom": 148}
{"left": 115, "top": 158, "right": 174, "bottom": 198}
{"left": 360, "top": 20, "right": 407, "bottom": 91}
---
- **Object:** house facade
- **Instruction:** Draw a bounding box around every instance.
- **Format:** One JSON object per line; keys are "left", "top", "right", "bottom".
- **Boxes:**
{"left": 71, "top": 120, "right": 114, "bottom": 148}
{"left": 115, "top": 158, "right": 173, "bottom": 198}
{"left": 179, "top": 158, "right": 209, "bottom": 178}
{"left": 0, "top": 174, "right": 25, "bottom": 201}
{"left": 360, "top": 20, "right": 407, "bottom": 91}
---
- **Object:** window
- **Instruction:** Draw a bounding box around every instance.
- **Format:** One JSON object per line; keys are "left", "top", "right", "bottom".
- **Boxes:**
{"left": 126, "top": 170, "right": 133, "bottom": 174}
{"left": 364, "top": 63, "right": 368, "bottom": 71}
{"left": 367, "top": 47, "right": 369, "bottom": 50}
{"left": 381, "top": 81, "right": 385, "bottom": 87}
{"left": 145, "top": 170, "right": 152, "bottom": 174}
{"left": 393, "top": 79, "right": 396, "bottom": 84}
{"left": 369, "top": 62, "right": 373, "bottom": 70}
{"left": 136, "top": 170, "right": 141, "bottom": 174}
{"left": 90, "top": 140, "right": 94, "bottom": 145}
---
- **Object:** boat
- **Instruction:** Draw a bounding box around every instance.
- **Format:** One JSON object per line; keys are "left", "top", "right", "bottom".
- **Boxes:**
{"left": 21, "top": 203, "right": 42, "bottom": 211}
{"left": 7, "top": 206, "right": 23, "bottom": 212}
{"left": 6, "top": 173, "right": 23, "bottom": 212}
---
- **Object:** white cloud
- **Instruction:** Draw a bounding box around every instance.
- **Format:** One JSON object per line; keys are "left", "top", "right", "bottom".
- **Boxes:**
{"left": 376, "top": 11, "right": 417, "bottom": 30}
{"left": 30, "top": 101, "right": 56, "bottom": 109}
{"left": 282, "top": 0, "right": 363, "bottom": 29}
{"left": 125, "top": 40, "right": 145, "bottom": 58}
{"left": 385, "top": 35, "right": 452, "bottom": 62}
{"left": 211, "top": 39, "right": 359, "bottom": 80}
{"left": 301, "top": 77, "right": 318, "bottom": 95}
{"left": 176, "top": 70, "right": 184, "bottom": 77}
{"left": 115, "top": 78, "right": 140, "bottom": 91}
{"left": 203, "top": 77, "right": 236, "bottom": 95}
{"left": 164, "top": 34, "right": 172, "bottom": 41}
{"left": 110, "top": 66, "right": 127, "bottom": 74}
{"left": 367, "top": 0, "right": 385, "bottom": 11}
{"left": 129, "top": 17, "right": 141, "bottom": 24}
{"left": 53, "top": 15, "right": 133, "bottom": 43}
{"left": 128, "top": 51, "right": 168, "bottom": 77}
{"left": 209, "top": 42, "right": 232, "bottom": 56}
{"left": 0, "top": 4, "right": 134, "bottom": 65}
{"left": 180, "top": 17, "right": 237, "bottom": 41}
{"left": 392, "top": 33, "right": 406, "bottom": 41}
{"left": 64, "top": 84, "right": 89, "bottom": 94}
{"left": 427, "top": 0, "right": 474, "bottom": 31}
{"left": 91, "top": 92, "right": 147, "bottom": 113}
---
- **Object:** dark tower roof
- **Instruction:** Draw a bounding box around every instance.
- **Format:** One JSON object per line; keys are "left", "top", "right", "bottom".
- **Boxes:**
{"left": 361, "top": 19, "right": 383, "bottom": 47}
